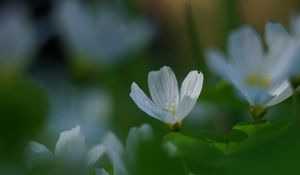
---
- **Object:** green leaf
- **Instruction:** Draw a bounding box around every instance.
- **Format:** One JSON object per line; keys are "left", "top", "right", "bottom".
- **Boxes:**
{"left": 223, "top": 121, "right": 291, "bottom": 154}
{"left": 0, "top": 79, "right": 48, "bottom": 160}
{"left": 163, "top": 132, "right": 225, "bottom": 174}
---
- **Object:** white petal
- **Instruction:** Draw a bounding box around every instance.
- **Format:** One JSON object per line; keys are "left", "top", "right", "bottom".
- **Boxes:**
{"left": 290, "top": 14, "right": 300, "bottom": 37}
{"left": 177, "top": 71, "right": 203, "bottom": 120}
{"left": 55, "top": 125, "right": 86, "bottom": 160}
{"left": 86, "top": 144, "right": 106, "bottom": 166}
{"left": 29, "top": 141, "right": 53, "bottom": 156}
{"left": 148, "top": 66, "right": 179, "bottom": 109}
{"left": 130, "top": 82, "right": 175, "bottom": 124}
{"left": 245, "top": 88, "right": 274, "bottom": 106}
{"left": 263, "top": 22, "right": 298, "bottom": 80}
{"left": 96, "top": 168, "right": 111, "bottom": 175}
{"left": 55, "top": 0, "right": 95, "bottom": 55}
{"left": 103, "top": 132, "right": 126, "bottom": 175}
{"left": 267, "top": 81, "right": 294, "bottom": 106}
{"left": 205, "top": 48, "right": 229, "bottom": 79}
{"left": 228, "top": 26, "right": 263, "bottom": 73}
{"left": 27, "top": 142, "right": 53, "bottom": 167}
{"left": 125, "top": 124, "right": 153, "bottom": 162}
{"left": 267, "top": 39, "right": 300, "bottom": 81}
{"left": 265, "top": 22, "right": 290, "bottom": 52}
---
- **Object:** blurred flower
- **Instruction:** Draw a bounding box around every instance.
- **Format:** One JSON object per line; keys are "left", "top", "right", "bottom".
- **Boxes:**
{"left": 96, "top": 168, "right": 110, "bottom": 175}
{"left": 125, "top": 123, "right": 154, "bottom": 162}
{"left": 206, "top": 23, "right": 297, "bottom": 112}
{"left": 54, "top": 0, "right": 155, "bottom": 66}
{"left": 101, "top": 132, "right": 127, "bottom": 175}
{"left": 130, "top": 66, "right": 203, "bottom": 130}
{"left": 30, "top": 125, "right": 105, "bottom": 166}
{"left": 96, "top": 123, "right": 154, "bottom": 175}
{"left": 47, "top": 85, "right": 112, "bottom": 141}
{"left": 0, "top": 6, "right": 36, "bottom": 79}
{"left": 289, "top": 15, "right": 300, "bottom": 87}
{"left": 30, "top": 126, "right": 127, "bottom": 174}
{"left": 36, "top": 73, "right": 113, "bottom": 145}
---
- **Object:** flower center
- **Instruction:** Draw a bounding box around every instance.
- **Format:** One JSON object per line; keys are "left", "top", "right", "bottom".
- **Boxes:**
{"left": 245, "top": 74, "right": 270, "bottom": 88}
{"left": 165, "top": 103, "right": 177, "bottom": 115}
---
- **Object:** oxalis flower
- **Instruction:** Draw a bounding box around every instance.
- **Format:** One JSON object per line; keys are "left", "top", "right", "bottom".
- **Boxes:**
{"left": 206, "top": 22, "right": 299, "bottom": 120}
{"left": 289, "top": 15, "right": 300, "bottom": 88}
{"left": 29, "top": 125, "right": 105, "bottom": 167}
{"left": 130, "top": 66, "right": 203, "bottom": 131}
{"left": 29, "top": 126, "right": 129, "bottom": 175}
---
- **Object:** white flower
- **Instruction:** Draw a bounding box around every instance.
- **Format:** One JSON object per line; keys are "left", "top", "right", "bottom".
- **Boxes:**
{"left": 102, "top": 132, "right": 126, "bottom": 175}
{"left": 96, "top": 168, "right": 111, "bottom": 175}
{"left": 30, "top": 127, "right": 125, "bottom": 174}
{"left": 96, "top": 123, "right": 154, "bottom": 175}
{"left": 206, "top": 23, "right": 298, "bottom": 107}
{"left": 30, "top": 125, "right": 105, "bottom": 166}
{"left": 289, "top": 15, "right": 300, "bottom": 78}
{"left": 0, "top": 6, "right": 36, "bottom": 76}
{"left": 125, "top": 124, "right": 154, "bottom": 162}
{"left": 54, "top": 0, "right": 155, "bottom": 65}
{"left": 130, "top": 66, "right": 203, "bottom": 126}
{"left": 37, "top": 75, "right": 112, "bottom": 143}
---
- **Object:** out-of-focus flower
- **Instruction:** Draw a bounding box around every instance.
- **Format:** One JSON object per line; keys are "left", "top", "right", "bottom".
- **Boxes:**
{"left": 30, "top": 125, "right": 105, "bottom": 166}
{"left": 47, "top": 85, "right": 112, "bottom": 139}
{"left": 206, "top": 23, "right": 298, "bottom": 120}
{"left": 130, "top": 66, "right": 203, "bottom": 130}
{"left": 289, "top": 15, "right": 300, "bottom": 87}
{"left": 96, "top": 123, "right": 154, "bottom": 175}
{"left": 36, "top": 74, "right": 113, "bottom": 145}
{"left": 0, "top": 6, "right": 36, "bottom": 78}
{"left": 102, "top": 132, "right": 127, "bottom": 175}
{"left": 96, "top": 168, "right": 110, "bottom": 175}
{"left": 54, "top": 0, "right": 155, "bottom": 66}
{"left": 125, "top": 124, "right": 154, "bottom": 162}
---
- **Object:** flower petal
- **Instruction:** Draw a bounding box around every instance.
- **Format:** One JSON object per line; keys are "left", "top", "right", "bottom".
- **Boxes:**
{"left": 267, "top": 39, "right": 300, "bottom": 82}
{"left": 263, "top": 22, "right": 298, "bottom": 80}
{"left": 148, "top": 66, "right": 179, "bottom": 110}
{"left": 27, "top": 142, "right": 53, "bottom": 167}
{"left": 125, "top": 124, "right": 153, "bottom": 162}
{"left": 96, "top": 168, "right": 110, "bottom": 175}
{"left": 205, "top": 48, "right": 229, "bottom": 79}
{"left": 86, "top": 144, "right": 106, "bottom": 166}
{"left": 177, "top": 71, "right": 203, "bottom": 120}
{"left": 55, "top": 125, "right": 86, "bottom": 161}
{"left": 29, "top": 141, "right": 53, "bottom": 156}
{"left": 265, "top": 22, "right": 290, "bottom": 52}
{"left": 130, "top": 82, "right": 175, "bottom": 124}
{"left": 267, "top": 81, "right": 294, "bottom": 106}
{"left": 228, "top": 26, "right": 263, "bottom": 73}
{"left": 102, "top": 132, "right": 126, "bottom": 175}
{"left": 290, "top": 14, "right": 300, "bottom": 37}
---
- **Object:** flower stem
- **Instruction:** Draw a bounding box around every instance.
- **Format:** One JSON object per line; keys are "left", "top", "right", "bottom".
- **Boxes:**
{"left": 167, "top": 121, "right": 183, "bottom": 132}
{"left": 291, "top": 75, "right": 300, "bottom": 90}
{"left": 250, "top": 105, "right": 268, "bottom": 121}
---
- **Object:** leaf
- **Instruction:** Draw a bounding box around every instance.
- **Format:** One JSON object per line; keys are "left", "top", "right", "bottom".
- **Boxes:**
{"left": 0, "top": 79, "right": 48, "bottom": 158}
{"left": 224, "top": 121, "right": 291, "bottom": 154}
{"left": 163, "top": 132, "right": 224, "bottom": 174}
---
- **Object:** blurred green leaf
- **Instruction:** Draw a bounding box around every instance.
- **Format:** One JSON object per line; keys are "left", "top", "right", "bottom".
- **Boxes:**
{"left": 227, "top": 126, "right": 300, "bottom": 175}
{"left": 211, "top": 121, "right": 291, "bottom": 155}
{"left": 0, "top": 79, "right": 48, "bottom": 160}
{"left": 164, "top": 132, "right": 225, "bottom": 174}
{"left": 130, "top": 137, "right": 185, "bottom": 175}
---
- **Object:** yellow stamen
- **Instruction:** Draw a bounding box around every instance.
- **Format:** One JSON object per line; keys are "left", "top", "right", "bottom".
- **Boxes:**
{"left": 165, "top": 103, "right": 177, "bottom": 115}
{"left": 245, "top": 74, "right": 270, "bottom": 88}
